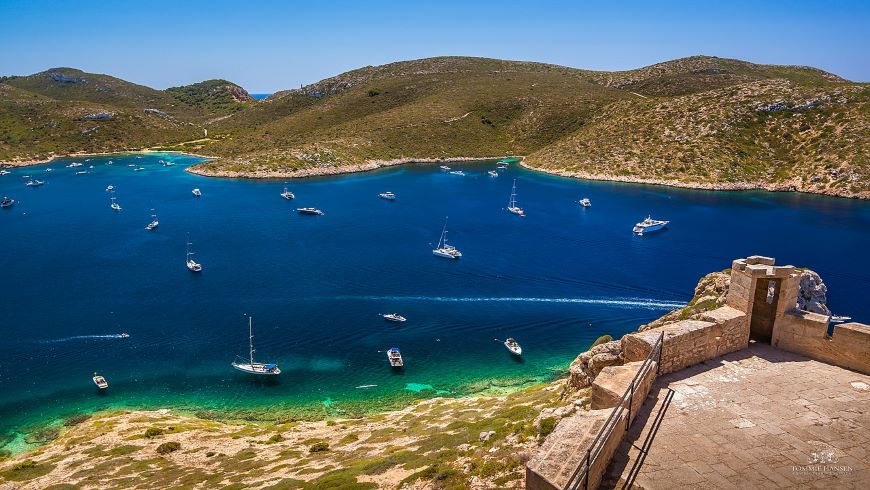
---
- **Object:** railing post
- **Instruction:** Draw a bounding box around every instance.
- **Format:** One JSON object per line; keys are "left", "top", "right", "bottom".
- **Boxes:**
{"left": 657, "top": 333, "right": 663, "bottom": 375}
{"left": 584, "top": 448, "right": 591, "bottom": 490}
{"left": 627, "top": 382, "right": 633, "bottom": 430}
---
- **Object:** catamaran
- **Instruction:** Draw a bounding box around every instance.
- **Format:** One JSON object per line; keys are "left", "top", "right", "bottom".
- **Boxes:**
{"left": 192, "top": 188, "right": 202, "bottom": 197}
{"left": 432, "top": 219, "right": 462, "bottom": 259}
{"left": 503, "top": 337, "right": 522, "bottom": 356}
{"left": 632, "top": 216, "right": 669, "bottom": 235}
{"left": 1, "top": 197, "right": 14, "bottom": 208}
{"left": 387, "top": 347, "right": 404, "bottom": 368}
{"left": 507, "top": 179, "right": 525, "bottom": 217}
{"left": 297, "top": 207, "right": 324, "bottom": 215}
{"left": 380, "top": 313, "right": 407, "bottom": 322}
{"left": 378, "top": 191, "right": 396, "bottom": 200}
{"left": 92, "top": 372, "right": 108, "bottom": 389}
{"left": 186, "top": 235, "right": 202, "bottom": 272}
{"left": 280, "top": 184, "right": 295, "bottom": 200}
{"left": 232, "top": 316, "right": 281, "bottom": 375}
{"left": 25, "top": 179, "right": 45, "bottom": 187}
{"left": 579, "top": 198, "right": 591, "bottom": 207}
{"left": 110, "top": 190, "right": 121, "bottom": 211}
{"left": 145, "top": 209, "right": 159, "bottom": 231}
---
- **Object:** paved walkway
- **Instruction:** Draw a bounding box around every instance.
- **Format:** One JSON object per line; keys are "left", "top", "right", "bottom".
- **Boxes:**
{"left": 603, "top": 343, "right": 870, "bottom": 489}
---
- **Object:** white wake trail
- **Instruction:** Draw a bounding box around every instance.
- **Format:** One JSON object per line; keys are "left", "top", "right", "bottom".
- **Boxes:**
{"left": 334, "top": 295, "right": 686, "bottom": 310}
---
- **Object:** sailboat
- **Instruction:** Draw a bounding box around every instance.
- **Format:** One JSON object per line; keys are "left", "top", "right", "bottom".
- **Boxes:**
{"left": 145, "top": 209, "right": 159, "bottom": 231}
{"left": 232, "top": 316, "right": 281, "bottom": 375}
{"left": 432, "top": 218, "right": 462, "bottom": 259}
{"left": 186, "top": 235, "right": 202, "bottom": 272}
{"left": 280, "top": 184, "right": 295, "bottom": 200}
{"left": 507, "top": 179, "right": 525, "bottom": 217}
{"left": 110, "top": 190, "right": 121, "bottom": 211}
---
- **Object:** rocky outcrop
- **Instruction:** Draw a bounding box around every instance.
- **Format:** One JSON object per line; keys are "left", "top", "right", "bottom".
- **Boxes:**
{"left": 640, "top": 271, "right": 729, "bottom": 331}
{"left": 798, "top": 270, "right": 830, "bottom": 315}
{"left": 49, "top": 71, "right": 84, "bottom": 84}
{"left": 83, "top": 112, "right": 114, "bottom": 121}
{"left": 567, "top": 340, "right": 623, "bottom": 389}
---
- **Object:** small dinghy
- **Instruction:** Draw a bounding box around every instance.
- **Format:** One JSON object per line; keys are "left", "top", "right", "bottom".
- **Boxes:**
{"left": 387, "top": 347, "right": 404, "bottom": 368}
{"left": 297, "top": 207, "right": 324, "bottom": 216}
{"left": 380, "top": 313, "right": 407, "bottom": 322}
{"left": 379, "top": 191, "right": 396, "bottom": 200}
{"left": 93, "top": 372, "right": 108, "bottom": 389}
{"left": 192, "top": 188, "right": 202, "bottom": 197}
{"left": 502, "top": 337, "right": 522, "bottom": 356}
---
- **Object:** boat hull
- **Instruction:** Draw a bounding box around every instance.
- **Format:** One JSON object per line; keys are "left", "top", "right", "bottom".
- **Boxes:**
{"left": 432, "top": 250, "right": 461, "bottom": 259}
{"left": 232, "top": 363, "right": 281, "bottom": 375}
{"left": 633, "top": 222, "right": 668, "bottom": 234}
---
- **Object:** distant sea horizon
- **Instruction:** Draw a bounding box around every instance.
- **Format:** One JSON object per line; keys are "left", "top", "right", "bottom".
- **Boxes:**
{"left": 251, "top": 93, "right": 271, "bottom": 100}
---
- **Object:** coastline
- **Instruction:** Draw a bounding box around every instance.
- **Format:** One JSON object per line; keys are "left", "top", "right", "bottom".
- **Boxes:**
{"left": 0, "top": 149, "right": 215, "bottom": 168}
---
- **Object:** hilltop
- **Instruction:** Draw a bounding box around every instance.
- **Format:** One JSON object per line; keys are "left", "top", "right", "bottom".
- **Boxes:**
{"left": 1, "top": 56, "right": 867, "bottom": 197}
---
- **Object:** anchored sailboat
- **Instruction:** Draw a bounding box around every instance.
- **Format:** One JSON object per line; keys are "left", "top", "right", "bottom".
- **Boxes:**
{"left": 186, "top": 235, "right": 202, "bottom": 272}
{"left": 432, "top": 218, "right": 462, "bottom": 259}
{"left": 110, "top": 190, "right": 121, "bottom": 211}
{"left": 145, "top": 209, "right": 159, "bottom": 231}
{"left": 507, "top": 179, "right": 524, "bottom": 217}
{"left": 232, "top": 316, "right": 281, "bottom": 375}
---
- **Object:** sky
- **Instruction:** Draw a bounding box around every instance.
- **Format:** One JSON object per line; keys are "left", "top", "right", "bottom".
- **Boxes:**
{"left": 1, "top": 0, "right": 868, "bottom": 93}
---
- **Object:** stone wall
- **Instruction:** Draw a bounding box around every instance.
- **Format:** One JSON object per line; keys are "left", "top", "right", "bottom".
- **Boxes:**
{"left": 772, "top": 313, "right": 870, "bottom": 374}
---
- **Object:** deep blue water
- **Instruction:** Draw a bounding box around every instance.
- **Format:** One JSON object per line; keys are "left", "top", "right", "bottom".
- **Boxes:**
{"left": 1, "top": 153, "right": 868, "bottom": 449}
{"left": 250, "top": 93, "right": 272, "bottom": 100}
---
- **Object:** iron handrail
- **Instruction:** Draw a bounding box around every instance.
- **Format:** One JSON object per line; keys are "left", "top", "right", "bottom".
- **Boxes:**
{"left": 563, "top": 331, "right": 664, "bottom": 490}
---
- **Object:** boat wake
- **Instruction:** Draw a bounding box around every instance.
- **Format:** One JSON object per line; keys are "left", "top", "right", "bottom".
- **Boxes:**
{"left": 37, "top": 334, "right": 129, "bottom": 343}
{"left": 333, "top": 295, "right": 687, "bottom": 310}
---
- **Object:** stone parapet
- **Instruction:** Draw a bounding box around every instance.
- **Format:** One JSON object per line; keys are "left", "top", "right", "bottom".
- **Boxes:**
{"left": 591, "top": 360, "right": 658, "bottom": 426}
{"left": 772, "top": 312, "right": 870, "bottom": 374}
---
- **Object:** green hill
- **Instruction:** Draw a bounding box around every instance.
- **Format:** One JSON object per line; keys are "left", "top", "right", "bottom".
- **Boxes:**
{"left": 166, "top": 79, "right": 253, "bottom": 114}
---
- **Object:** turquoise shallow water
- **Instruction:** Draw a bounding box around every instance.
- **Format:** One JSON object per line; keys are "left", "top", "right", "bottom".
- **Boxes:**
{"left": 0, "top": 153, "right": 868, "bottom": 450}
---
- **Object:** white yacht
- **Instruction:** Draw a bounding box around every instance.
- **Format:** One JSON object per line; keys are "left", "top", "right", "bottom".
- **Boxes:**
{"left": 378, "top": 191, "right": 396, "bottom": 200}
{"left": 633, "top": 216, "right": 669, "bottom": 235}
{"left": 0, "top": 170, "right": 10, "bottom": 176}
{"left": 380, "top": 313, "right": 407, "bottom": 322}
{"left": 145, "top": 209, "right": 159, "bottom": 231}
{"left": 579, "top": 198, "right": 591, "bottom": 207}
{"left": 25, "top": 179, "right": 45, "bottom": 187}
{"left": 504, "top": 337, "right": 522, "bottom": 356}
{"left": 440, "top": 165, "right": 451, "bottom": 171}
{"left": 432, "top": 219, "right": 462, "bottom": 259}
{"left": 280, "top": 184, "right": 295, "bottom": 200}
{"left": 192, "top": 188, "right": 202, "bottom": 197}
{"left": 76, "top": 170, "right": 88, "bottom": 175}
{"left": 297, "top": 207, "right": 324, "bottom": 215}
{"left": 488, "top": 170, "right": 499, "bottom": 177}
{"left": 507, "top": 179, "right": 525, "bottom": 217}
{"left": 110, "top": 190, "right": 121, "bottom": 211}
{"left": 67, "top": 162, "right": 83, "bottom": 168}
{"left": 232, "top": 317, "right": 281, "bottom": 375}
{"left": 92, "top": 372, "right": 108, "bottom": 390}
{"left": 387, "top": 347, "right": 404, "bottom": 368}
{"left": 186, "top": 235, "right": 202, "bottom": 272}
{"left": 449, "top": 170, "right": 465, "bottom": 176}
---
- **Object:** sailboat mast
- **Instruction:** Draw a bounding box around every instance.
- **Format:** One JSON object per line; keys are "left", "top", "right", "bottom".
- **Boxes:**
{"left": 248, "top": 317, "right": 254, "bottom": 365}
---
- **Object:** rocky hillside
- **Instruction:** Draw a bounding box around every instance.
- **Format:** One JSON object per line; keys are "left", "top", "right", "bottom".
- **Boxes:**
{"left": 166, "top": 79, "right": 254, "bottom": 114}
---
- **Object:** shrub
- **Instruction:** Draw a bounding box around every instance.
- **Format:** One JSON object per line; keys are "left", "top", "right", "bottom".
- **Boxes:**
{"left": 538, "top": 417, "right": 556, "bottom": 438}
{"left": 367, "top": 89, "right": 380, "bottom": 97}
{"left": 591, "top": 335, "right": 613, "bottom": 348}
{"left": 63, "top": 414, "right": 91, "bottom": 427}
{"left": 339, "top": 433, "right": 359, "bottom": 444}
{"left": 144, "top": 427, "right": 163, "bottom": 438}
{"left": 156, "top": 441, "right": 180, "bottom": 454}
{"left": 309, "top": 441, "right": 329, "bottom": 453}
{"left": 12, "top": 460, "right": 38, "bottom": 471}
{"left": 267, "top": 434, "right": 284, "bottom": 444}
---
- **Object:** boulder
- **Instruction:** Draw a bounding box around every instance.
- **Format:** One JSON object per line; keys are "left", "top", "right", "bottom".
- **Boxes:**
{"left": 568, "top": 340, "right": 622, "bottom": 389}
{"left": 479, "top": 430, "right": 496, "bottom": 442}
{"left": 798, "top": 270, "right": 830, "bottom": 315}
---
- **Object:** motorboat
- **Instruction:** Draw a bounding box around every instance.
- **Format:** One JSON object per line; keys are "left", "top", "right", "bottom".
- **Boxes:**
{"left": 504, "top": 337, "right": 522, "bottom": 356}
{"left": 67, "top": 162, "right": 83, "bottom": 168}
{"left": 387, "top": 347, "right": 404, "bottom": 368}
{"left": 134, "top": 167, "right": 145, "bottom": 172}
{"left": 0, "top": 170, "right": 10, "bottom": 176}
{"left": 380, "top": 313, "right": 407, "bottom": 322}
{"left": 25, "top": 179, "right": 45, "bottom": 187}
{"left": 633, "top": 216, "right": 669, "bottom": 235}
{"left": 186, "top": 235, "right": 202, "bottom": 272}
{"left": 449, "top": 170, "right": 465, "bottom": 176}
{"left": 145, "top": 209, "right": 159, "bottom": 231}
{"left": 106, "top": 185, "right": 114, "bottom": 192}
{"left": 92, "top": 372, "right": 108, "bottom": 389}
{"left": 119, "top": 333, "right": 130, "bottom": 338}
{"left": 379, "top": 192, "right": 396, "bottom": 200}
{"left": 432, "top": 218, "right": 462, "bottom": 259}
{"left": 488, "top": 170, "right": 499, "bottom": 177}
{"left": 297, "top": 207, "right": 324, "bottom": 216}
{"left": 507, "top": 179, "right": 525, "bottom": 217}
{"left": 440, "top": 165, "right": 451, "bottom": 171}
{"left": 109, "top": 190, "right": 121, "bottom": 211}
{"left": 232, "top": 317, "right": 281, "bottom": 375}
{"left": 1, "top": 197, "right": 14, "bottom": 208}
{"left": 579, "top": 198, "right": 591, "bottom": 207}
{"left": 280, "top": 185, "right": 295, "bottom": 200}
{"left": 192, "top": 188, "right": 202, "bottom": 197}
{"left": 76, "top": 170, "right": 88, "bottom": 175}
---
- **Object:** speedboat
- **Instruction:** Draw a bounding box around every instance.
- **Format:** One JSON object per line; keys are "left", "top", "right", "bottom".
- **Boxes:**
{"left": 297, "top": 207, "right": 324, "bottom": 215}
{"left": 232, "top": 317, "right": 281, "bottom": 375}
{"left": 507, "top": 179, "right": 525, "bottom": 217}
{"left": 449, "top": 170, "right": 465, "bottom": 176}
{"left": 379, "top": 192, "right": 396, "bottom": 200}
{"left": 186, "top": 236, "right": 202, "bottom": 272}
{"left": 504, "top": 337, "right": 522, "bottom": 356}
{"left": 1, "top": 197, "right": 14, "bottom": 208}
{"left": 119, "top": 333, "right": 130, "bottom": 338}
{"left": 67, "top": 162, "right": 83, "bottom": 168}
{"left": 134, "top": 167, "right": 145, "bottom": 172}
{"left": 106, "top": 185, "right": 114, "bottom": 191}
{"left": 25, "top": 179, "right": 45, "bottom": 187}
{"left": 164, "top": 161, "right": 175, "bottom": 166}
{"left": 380, "top": 313, "right": 407, "bottom": 322}
{"left": 488, "top": 170, "right": 499, "bottom": 177}
{"left": 145, "top": 209, "right": 159, "bottom": 231}
{"left": 440, "top": 165, "right": 451, "bottom": 171}
{"left": 432, "top": 219, "right": 462, "bottom": 259}
{"left": 280, "top": 185, "right": 295, "bottom": 200}
{"left": 92, "top": 372, "right": 108, "bottom": 389}
{"left": 192, "top": 188, "right": 202, "bottom": 197}
{"left": 830, "top": 315, "right": 852, "bottom": 323}
{"left": 497, "top": 160, "right": 511, "bottom": 165}
{"left": 633, "top": 216, "right": 669, "bottom": 235}
{"left": 387, "top": 347, "right": 404, "bottom": 368}
{"left": 579, "top": 198, "right": 591, "bottom": 207}
{"left": 0, "top": 170, "right": 10, "bottom": 176}
{"left": 75, "top": 170, "right": 88, "bottom": 175}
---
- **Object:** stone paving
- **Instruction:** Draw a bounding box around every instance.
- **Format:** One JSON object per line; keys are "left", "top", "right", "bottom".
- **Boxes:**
{"left": 603, "top": 342, "right": 870, "bottom": 489}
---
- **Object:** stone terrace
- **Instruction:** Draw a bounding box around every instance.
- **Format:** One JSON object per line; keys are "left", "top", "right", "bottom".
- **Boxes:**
{"left": 603, "top": 342, "right": 870, "bottom": 489}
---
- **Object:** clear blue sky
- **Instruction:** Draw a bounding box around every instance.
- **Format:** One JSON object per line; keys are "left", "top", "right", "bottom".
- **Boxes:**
{"left": 1, "top": 0, "right": 868, "bottom": 92}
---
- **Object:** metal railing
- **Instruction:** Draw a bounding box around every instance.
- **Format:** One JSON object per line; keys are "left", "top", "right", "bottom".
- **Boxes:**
{"left": 563, "top": 332, "right": 664, "bottom": 490}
